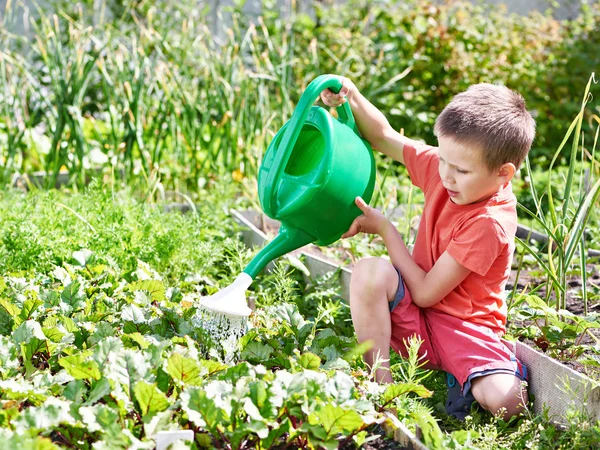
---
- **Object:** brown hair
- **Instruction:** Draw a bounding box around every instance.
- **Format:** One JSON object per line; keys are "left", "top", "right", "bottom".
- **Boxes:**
{"left": 434, "top": 83, "right": 536, "bottom": 171}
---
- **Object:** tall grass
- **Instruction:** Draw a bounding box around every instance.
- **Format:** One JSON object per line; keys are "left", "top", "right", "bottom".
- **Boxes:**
{"left": 0, "top": 1, "right": 344, "bottom": 192}
{"left": 517, "top": 74, "right": 600, "bottom": 313}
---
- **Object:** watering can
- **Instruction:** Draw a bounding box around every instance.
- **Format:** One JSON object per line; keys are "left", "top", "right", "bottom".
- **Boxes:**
{"left": 199, "top": 74, "right": 376, "bottom": 317}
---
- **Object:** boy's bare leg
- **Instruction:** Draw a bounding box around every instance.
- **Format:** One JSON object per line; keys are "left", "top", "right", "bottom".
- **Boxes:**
{"left": 470, "top": 373, "right": 528, "bottom": 420}
{"left": 349, "top": 257, "right": 400, "bottom": 383}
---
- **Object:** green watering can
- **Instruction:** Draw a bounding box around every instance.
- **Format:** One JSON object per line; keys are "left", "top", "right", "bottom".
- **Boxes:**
{"left": 199, "top": 75, "right": 376, "bottom": 317}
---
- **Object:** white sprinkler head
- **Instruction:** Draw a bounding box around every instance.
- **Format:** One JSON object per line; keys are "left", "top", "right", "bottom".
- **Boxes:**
{"left": 198, "top": 272, "right": 253, "bottom": 317}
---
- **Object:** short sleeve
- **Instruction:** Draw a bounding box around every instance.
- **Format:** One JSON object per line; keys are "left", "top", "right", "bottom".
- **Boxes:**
{"left": 445, "top": 216, "right": 509, "bottom": 276}
{"left": 403, "top": 140, "right": 440, "bottom": 195}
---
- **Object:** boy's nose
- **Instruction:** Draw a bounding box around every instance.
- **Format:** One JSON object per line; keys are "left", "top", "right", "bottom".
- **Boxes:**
{"left": 440, "top": 167, "right": 454, "bottom": 184}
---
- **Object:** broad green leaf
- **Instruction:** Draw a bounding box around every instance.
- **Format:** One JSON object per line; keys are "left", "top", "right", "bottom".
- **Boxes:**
{"left": 43, "top": 327, "right": 65, "bottom": 343}
{"left": 240, "top": 342, "right": 273, "bottom": 362}
{"left": 13, "top": 320, "right": 46, "bottom": 344}
{"left": 107, "top": 349, "right": 151, "bottom": 398}
{"left": 61, "top": 281, "right": 87, "bottom": 311}
{"left": 127, "top": 280, "right": 166, "bottom": 302}
{"left": 59, "top": 354, "right": 101, "bottom": 380}
{"left": 93, "top": 337, "right": 124, "bottom": 369}
{"left": 134, "top": 381, "right": 169, "bottom": 416}
{"left": 121, "top": 304, "right": 146, "bottom": 324}
{"left": 166, "top": 353, "right": 201, "bottom": 385}
{"left": 61, "top": 316, "right": 78, "bottom": 333}
{"left": 17, "top": 298, "right": 43, "bottom": 325}
{"left": 85, "top": 377, "right": 112, "bottom": 405}
{"left": 309, "top": 404, "right": 364, "bottom": 438}
{"left": 23, "top": 338, "right": 51, "bottom": 364}
{"left": 15, "top": 397, "right": 75, "bottom": 433}
{"left": 274, "top": 303, "right": 306, "bottom": 329}
{"left": 0, "top": 299, "right": 20, "bottom": 317}
{"left": 123, "top": 332, "right": 149, "bottom": 349}
{"left": 524, "top": 295, "right": 557, "bottom": 317}
{"left": 80, "top": 404, "right": 120, "bottom": 437}
{"left": 3, "top": 434, "right": 60, "bottom": 450}
{"left": 298, "top": 352, "right": 321, "bottom": 370}
{"left": 181, "top": 386, "right": 226, "bottom": 430}
{"left": 199, "top": 359, "right": 228, "bottom": 377}
{"left": 89, "top": 322, "right": 115, "bottom": 345}
{"left": 72, "top": 249, "right": 95, "bottom": 267}
{"left": 64, "top": 379, "right": 88, "bottom": 403}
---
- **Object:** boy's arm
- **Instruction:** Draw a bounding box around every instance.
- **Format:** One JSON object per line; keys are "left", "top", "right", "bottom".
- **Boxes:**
{"left": 345, "top": 197, "right": 470, "bottom": 307}
{"left": 320, "top": 77, "right": 410, "bottom": 165}
{"left": 381, "top": 222, "right": 471, "bottom": 308}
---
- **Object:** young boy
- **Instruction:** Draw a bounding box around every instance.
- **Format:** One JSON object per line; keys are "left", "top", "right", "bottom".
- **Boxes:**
{"left": 320, "top": 77, "right": 535, "bottom": 420}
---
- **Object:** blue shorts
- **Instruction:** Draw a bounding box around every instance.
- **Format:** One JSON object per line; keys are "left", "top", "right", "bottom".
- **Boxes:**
{"left": 389, "top": 266, "right": 405, "bottom": 312}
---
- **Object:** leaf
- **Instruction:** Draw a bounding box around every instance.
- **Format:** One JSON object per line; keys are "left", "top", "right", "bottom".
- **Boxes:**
{"left": 59, "top": 354, "right": 101, "bottom": 380}
{"left": 121, "top": 304, "right": 147, "bottom": 324}
{"left": 274, "top": 303, "right": 306, "bottom": 329}
{"left": 286, "top": 255, "right": 310, "bottom": 276}
{"left": 64, "top": 380, "right": 88, "bottom": 403}
{"left": 85, "top": 377, "right": 112, "bottom": 405}
{"left": 199, "top": 359, "right": 228, "bottom": 377}
{"left": 43, "top": 326, "right": 65, "bottom": 343}
{"left": 107, "top": 349, "right": 151, "bottom": 398}
{"left": 72, "top": 249, "right": 95, "bottom": 267}
{"left": 0, "top": 299, "right": 19, "bottom": 317}
{"left": 166, "top": 353, "right": 202, "bottom": 385}
{"left": 17, "top": 299, "right": 43, "bottom": 324}
{"left": 134, "top": 381, "right": 169, "bottom": 416}
{"left": 61, "top": 281, "right": 87, "bottom": 311}
{"left": 240, "top": 342, "right": 273, "bottom": 362}
{"left": 181, "top": 386, "right": 226, "bottom": 430}
{"left": 381, "top": 382, "right": 433, "bottom": 405}
{"left": 298, "top": 352, "right": 321, "bottom": 370}
{"left": 13, "top": 320, "right": 46, "bottom": 344}
{"left": 122, "top": 332, "right": 149, "bottom": 349}
{"left": 524, "top": 295, "right": 556, "bottom": 316}
{"left": 127, "top": 280, "right": 166, "bottom": 302}
{"left": 14, "top": 397, "right": 75, "bottom": 433}
{"left": 80, "top": 404, "right": 120, "bottom": 437}
{"left": 310, "top": 404, "right": 364, "bottom": 439}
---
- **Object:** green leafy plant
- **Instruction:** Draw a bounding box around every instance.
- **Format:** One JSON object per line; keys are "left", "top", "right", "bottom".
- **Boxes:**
{"left": 516, "top": 73, "right": 600, "bottom": 312}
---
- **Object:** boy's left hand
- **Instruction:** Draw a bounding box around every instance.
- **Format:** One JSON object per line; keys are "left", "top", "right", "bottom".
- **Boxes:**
{"left": 342, "top": 197, "right": 389, "bottom": 238}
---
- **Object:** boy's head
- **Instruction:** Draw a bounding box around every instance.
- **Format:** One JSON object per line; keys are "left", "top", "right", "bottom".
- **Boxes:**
{"left": 433, "top": 83, "right": 536, "bottom": 205}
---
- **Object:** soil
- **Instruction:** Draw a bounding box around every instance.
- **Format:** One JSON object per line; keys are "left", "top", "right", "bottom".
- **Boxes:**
{"left": 505, "top": 261, "right": 600, "bottom": 380}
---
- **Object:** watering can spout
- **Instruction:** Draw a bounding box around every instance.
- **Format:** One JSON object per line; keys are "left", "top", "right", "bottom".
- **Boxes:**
{"left": 198, "top": 225, "right": 314, "bottom": 317}
{"left": 243, "top": 225, "right": 315, "bottom": 278}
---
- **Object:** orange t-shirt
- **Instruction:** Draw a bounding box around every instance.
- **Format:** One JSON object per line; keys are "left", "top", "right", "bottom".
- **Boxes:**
{"left": 403, "top": 141, "right": 517, "bottom": 334}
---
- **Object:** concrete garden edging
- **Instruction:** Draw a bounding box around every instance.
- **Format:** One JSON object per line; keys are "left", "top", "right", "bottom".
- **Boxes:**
{"left": 232, "top": 209, "right": 600, "bottom": 427}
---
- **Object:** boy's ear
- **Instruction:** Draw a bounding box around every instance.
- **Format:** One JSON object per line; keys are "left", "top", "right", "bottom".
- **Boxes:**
{"left": 497, "top": 163, "right": 516, "bottom": 182}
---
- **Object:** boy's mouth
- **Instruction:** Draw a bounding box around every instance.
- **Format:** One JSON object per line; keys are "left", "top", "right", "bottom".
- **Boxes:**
{"left": 446, "top": 188, "right": 459, "bottom": 198}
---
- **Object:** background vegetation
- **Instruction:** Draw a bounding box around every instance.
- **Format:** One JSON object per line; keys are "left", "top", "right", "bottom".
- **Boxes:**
{"left": 1, "top": 0, "right": 599, "bottom": 190}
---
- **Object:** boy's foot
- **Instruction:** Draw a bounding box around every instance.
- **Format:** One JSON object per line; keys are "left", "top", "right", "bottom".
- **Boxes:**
{"left": 445, "top": 373, "right": 476, "bottom": 420}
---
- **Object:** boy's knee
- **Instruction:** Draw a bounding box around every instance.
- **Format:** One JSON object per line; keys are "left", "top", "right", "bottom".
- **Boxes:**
{"left": 471, "top": 373, "right": 528, "bottom": 420}
{"left": 350, "top": 257, "right": 397, "bottom": 294}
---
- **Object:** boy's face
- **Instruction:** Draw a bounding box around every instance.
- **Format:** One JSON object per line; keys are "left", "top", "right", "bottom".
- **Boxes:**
{"left": 437, "top": 136, "right": 515, "bottom": 205}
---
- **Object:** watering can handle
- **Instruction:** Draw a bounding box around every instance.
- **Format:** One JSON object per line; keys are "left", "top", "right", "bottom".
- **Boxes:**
{"left": 263, "top": 74, "right": 359, "bottom": 217}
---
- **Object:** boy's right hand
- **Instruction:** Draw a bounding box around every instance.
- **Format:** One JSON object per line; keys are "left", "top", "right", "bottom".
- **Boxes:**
{"left": 320, "top": 76, "right": 356, "bottom": 107}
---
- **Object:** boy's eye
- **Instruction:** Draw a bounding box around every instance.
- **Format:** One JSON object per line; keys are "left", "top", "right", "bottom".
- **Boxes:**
{"left": 456, "top": 168, "right": 468, "bottom": 174}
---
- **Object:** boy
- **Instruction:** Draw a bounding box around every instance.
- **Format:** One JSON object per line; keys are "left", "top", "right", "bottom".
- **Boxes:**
{"left": 320, "top": 77, "right": 535, "bottom": 420}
